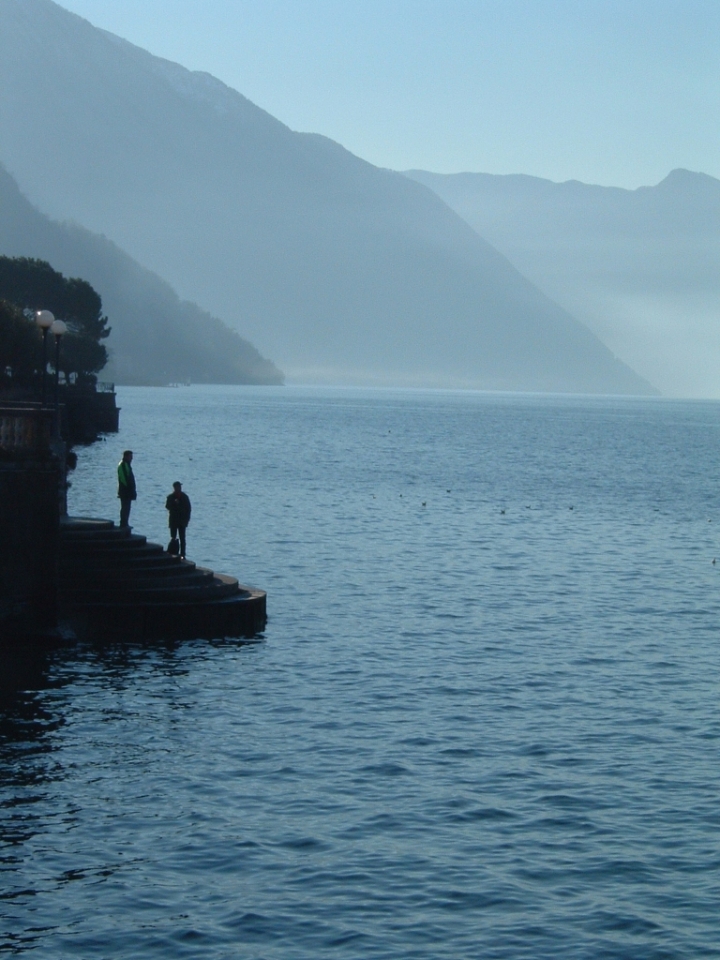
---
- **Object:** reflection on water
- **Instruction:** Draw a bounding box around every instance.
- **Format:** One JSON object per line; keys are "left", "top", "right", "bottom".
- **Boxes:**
{"left": 1, "top": 651, "right": 60, "bottom": 951}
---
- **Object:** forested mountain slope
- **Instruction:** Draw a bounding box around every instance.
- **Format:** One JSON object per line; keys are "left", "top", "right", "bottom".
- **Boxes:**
{"left": 0, "top": 0, "right": 653, "bottom": 394}
{"left": 406, "top": 168, "right": 720, "bottom": 397}
{"left": 0, "top": 165, "right": 282, "bottom": 385}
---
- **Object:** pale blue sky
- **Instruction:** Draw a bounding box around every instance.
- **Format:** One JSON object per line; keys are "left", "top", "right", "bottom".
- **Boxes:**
{"left": 55, "top": 0, "right": 720, "bottom": 187}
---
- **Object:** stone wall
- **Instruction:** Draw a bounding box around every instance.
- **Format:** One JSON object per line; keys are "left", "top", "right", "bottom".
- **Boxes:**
{"left": 0, "top": 408, "right": 60, "bottom": 639}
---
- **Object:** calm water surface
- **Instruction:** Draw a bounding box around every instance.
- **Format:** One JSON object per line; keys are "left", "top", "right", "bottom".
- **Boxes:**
{"left": 3, "top": 386, "right": 720, "bottom": 958}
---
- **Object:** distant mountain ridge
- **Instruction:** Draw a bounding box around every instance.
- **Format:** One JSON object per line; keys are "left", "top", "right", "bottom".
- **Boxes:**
{"left": 0, "top": 164, "right": 283, "bottom": 385}
{"left": 405, "top": 167, "right": 720, "bottom": 397}
{"left": 0, "top": 0, "right": 653, "bottom": 395}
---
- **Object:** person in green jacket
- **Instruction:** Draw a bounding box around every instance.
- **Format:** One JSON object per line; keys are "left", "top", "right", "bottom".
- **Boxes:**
{"left": 117, "top": 450, "right": 136, "bottom": 528}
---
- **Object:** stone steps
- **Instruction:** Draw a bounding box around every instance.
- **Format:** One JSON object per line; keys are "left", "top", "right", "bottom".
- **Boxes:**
{"left": 63, "top": 559, "right": 202, "bottom": 579}
{"left": 59, "top": 516, "right": 266, "bottom": 640}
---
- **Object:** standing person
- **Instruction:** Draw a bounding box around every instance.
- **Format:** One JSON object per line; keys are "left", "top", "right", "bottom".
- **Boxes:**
{"left": 117, "top": 450, "right": 136, "bottom": 528}
{"left": 165, "top": 481, "right": 191, "bottom": 559}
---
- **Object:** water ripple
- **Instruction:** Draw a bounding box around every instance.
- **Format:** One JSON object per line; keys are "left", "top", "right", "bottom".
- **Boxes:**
{"left": 3, "top": 388, "right": 720, "bottom": 958}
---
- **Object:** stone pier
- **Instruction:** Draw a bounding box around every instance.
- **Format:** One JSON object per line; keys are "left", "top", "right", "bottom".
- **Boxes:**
{"left": 1, "top": 405, "right": 266, "bottom": 647}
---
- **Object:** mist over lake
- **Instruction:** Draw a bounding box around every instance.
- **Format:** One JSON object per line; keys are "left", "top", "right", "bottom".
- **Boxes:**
{"left": 2, "top": 385, "right": 719, "bottom": 958}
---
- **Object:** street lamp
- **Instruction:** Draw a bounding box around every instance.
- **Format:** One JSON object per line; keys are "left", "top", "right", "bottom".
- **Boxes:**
{"left": 50, "top": 319, "right": 67, "bottom": 435}
{"left": 35, "top": 310, "right": 54, "bottom": 406}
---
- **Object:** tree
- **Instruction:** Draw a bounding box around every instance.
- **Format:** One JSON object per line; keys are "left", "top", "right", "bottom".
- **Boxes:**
{"left": 0, "top": 299, "right": 40, "bottom": 385}
{"left": 0, "top": 257, "right": 110, "bottom": 383}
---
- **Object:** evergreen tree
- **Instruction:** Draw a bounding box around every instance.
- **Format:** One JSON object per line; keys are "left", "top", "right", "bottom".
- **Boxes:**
{"left": 0, "top": 299, "right": 39, "bottom": 385}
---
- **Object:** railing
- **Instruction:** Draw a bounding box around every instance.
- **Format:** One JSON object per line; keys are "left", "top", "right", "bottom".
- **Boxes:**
{"left": 96, "top": 381, "right": 115, "bottom": 393}
{"left": 0, "top": 407, "right": 54, "bottom": 453}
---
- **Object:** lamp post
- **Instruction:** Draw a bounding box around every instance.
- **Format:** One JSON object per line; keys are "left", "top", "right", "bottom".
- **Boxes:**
{"left": 35, "top": 310, "right": 54, "bottom": 406}
{"left": 50, "top": 319, "right": 67, "bottom": 436}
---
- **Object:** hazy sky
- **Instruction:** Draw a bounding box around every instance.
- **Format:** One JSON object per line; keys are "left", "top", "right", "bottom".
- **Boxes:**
{"left": 55, "top": 0, "right": 720, "bottom": 188}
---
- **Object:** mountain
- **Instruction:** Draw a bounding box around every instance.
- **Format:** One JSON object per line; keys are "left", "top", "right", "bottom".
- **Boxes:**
{"left": 0, "top": 0, "right": 654, "bottom": 395}
{"left": 405, "top": 168, "right": 720, "bottom": 398}
{"left": 0, "top": 164, "right": 282, "bottom": 385}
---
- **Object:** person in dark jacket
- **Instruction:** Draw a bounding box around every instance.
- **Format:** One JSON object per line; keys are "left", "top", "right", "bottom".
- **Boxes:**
{"left": 165, "top": 481, "right": 191, "bottom": 559}
{"left": 117, "top": 450, "right": 136, "bottom": 528}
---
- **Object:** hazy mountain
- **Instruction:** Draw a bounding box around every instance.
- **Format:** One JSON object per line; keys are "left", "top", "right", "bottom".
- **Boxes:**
{"left": 0, "top": 0, "right": 653, "bottom": 394}
{"left": 0, "top": 164, "right": 283, "bottom": 385}
{"left": 405, "top": 168, "right": 720, "bottom": 397}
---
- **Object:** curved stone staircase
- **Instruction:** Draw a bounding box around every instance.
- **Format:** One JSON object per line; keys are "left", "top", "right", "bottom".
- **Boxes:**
{"left": 59, "top": 517, "right": 266, "bottom": 640}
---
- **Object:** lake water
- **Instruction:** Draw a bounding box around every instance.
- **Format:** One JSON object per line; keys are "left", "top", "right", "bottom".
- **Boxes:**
{"left": 3, "top": 385, "right": 720, "bottom": 958}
